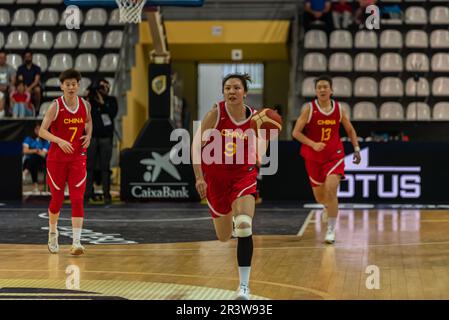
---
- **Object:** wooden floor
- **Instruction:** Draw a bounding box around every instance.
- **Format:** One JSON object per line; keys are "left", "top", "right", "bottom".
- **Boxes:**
{"left": 1, "top": 209, "right": 449, "bottom": 300}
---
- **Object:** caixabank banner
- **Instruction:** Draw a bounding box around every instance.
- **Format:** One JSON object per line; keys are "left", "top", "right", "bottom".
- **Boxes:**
{"left": 260, "top": 142, "right": 449, "bottom": 203}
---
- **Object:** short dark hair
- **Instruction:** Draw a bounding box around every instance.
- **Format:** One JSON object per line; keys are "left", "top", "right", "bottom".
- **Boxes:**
{"left": 23, "top": 51, "right": 32, "bottom": 57}
{"left": 59, "top": 68, "right": 81, "bottom": 83}
{"left": 222, "top": 73, "right": 252, "bottom": 93}
{"left": 314, "top": 75, "right": 333, "bottom": 88}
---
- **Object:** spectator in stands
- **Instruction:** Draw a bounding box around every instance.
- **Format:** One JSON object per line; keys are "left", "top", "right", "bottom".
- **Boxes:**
{"left": 11, "top": 80, "right": 33, "bottom": 118}
{"left": 23, "top": 122, "right": 49, "bottom": 194}
{"left": 17, "top": 51, "right": 42, "bottom": 114}
{"left": 332, "top": 0, "right": 353, "bottom": 29}
{"left": 303, "top": 0, "right": 334, "bottom": 34}
{"left": 85, "top": 79, "right": 118, "bottom": 205}
{"left": 355, "top": 0, "right": 377, "bottom": 28}
{"left": 0, "top": 51, "right": 16, "bottom": 118}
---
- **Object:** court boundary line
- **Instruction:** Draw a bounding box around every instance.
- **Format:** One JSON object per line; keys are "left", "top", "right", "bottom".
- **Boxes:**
{"left": 297, "top": 210, "right": 314, "bottom": 237}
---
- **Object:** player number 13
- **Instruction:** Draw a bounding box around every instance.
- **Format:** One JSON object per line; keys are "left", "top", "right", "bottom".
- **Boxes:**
{"left": 321, "top": 128, "right": 331, "bottom": 142}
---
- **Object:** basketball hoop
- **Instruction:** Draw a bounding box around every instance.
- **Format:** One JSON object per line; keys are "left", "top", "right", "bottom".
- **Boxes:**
{"left": 115, "top": 0, "right": 147, "bottom": 23}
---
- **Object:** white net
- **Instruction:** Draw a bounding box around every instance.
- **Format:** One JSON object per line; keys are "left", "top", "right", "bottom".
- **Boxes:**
{"left": 115, "top": 0, "right": 147, "bottom": 24}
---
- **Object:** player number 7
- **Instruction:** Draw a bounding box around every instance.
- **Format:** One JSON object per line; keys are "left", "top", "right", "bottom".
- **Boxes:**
{"left": 69, "top": 127, "right": 78, "bottom": 142}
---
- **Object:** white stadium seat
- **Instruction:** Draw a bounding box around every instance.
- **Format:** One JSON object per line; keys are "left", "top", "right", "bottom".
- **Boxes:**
{"left": 329, "top": 30, "right": 352, "bottom": 49}
{"left": 380, "top": 30, "right": 403, "bottom": 49}
{"left": 303, "top": 53, "right": 327, "bottom": 72}
{"left": 30, "top": 31, "right": 54, "bottom": 50}
{"left": 405, "top": 7, "right": 427, "bottom": 24}
{"left": 380, "top": 77, "right": 404, "bottom": 97}
{"left": 99, "top": 54, "right": 119, "bottom": 72}
{"left": 16, "top": 0, "right": 40, "bottom": 3}
{"left": 430, "top": 6, "right": 449, "bottom": 25}
{"left": 406, "top": 53, "right": 430, "bottom": 72}
{"left": 75, "top": 54, "right": 98, "bottom": 72}
{"left": 332, "top": 77, "right": 352, "bottom": 97}
{"left": 430, "top": 30, "right": 449, "bottom": 48}
{"left": 109, "top": 9, "right": 124, "bottom": 26}
{"left": 0, "top": 9, "right": 11, "bottom": 26}
{"left": 405, "top": 77, "right": 430, "bottom": 97}
{"left": 433, "top": 102, "right": 449, "bottom": 120}
{"left": 0, "top": 34, "right": 4, "bottom": 49}
{"left": 431, "top": 53, "right": 449, "bottom": 72}
{"left": 35, "top": 8, "right": 59, "bottom": 26}
{"left": 339, "top": 101, "right": 351, "bottom": 119}
{"left": 406, "top": 102, "right": 431, "bottom": 120}
{"left": 11, "top": 8, "right": 35, "bottom": 26}
{"left": 432, "top": 77, "right": 449, "bottom": 96}
{"left": 48, "top": 54, "right": 74, "bottom": 72}
{"left": 328, "top": 53, "right": 352, "bottom": 72}
{"left": 354, "top": 53, "right": 377, "bottom": 72}
{"left": 354, "top": 77, "right": 378, "bottom": 97}
{"left": 302, "top": 77, "right": 316, "bottom": 97}
{"left": 405, "top": 30, "right": 428, "bottom": 48}
{"left": 79, "top": 78, "right": 92, "bottom": 95}
{"left": 79, "top": 31, "right": 103, "bottom": 49}
{"left": 32, "top": 54, "right": 48, "bottom": 72}
{"left": 353, "top": 102, "right": 377, "bottom": 120}
{"left": 5, "top": 31, "right": 29, "bottom": 49}
{"left": 38, "top": 101, "right": 52, "bottom": 118}
{"left": 380, "top": 102, "right": 404, "bottom": 120}
{"left": 60, "top": 9, "right": 83, "bottom": 26}
{"left": 84, "top": 8, "right": 108, "bottom": 26}
{"left": 304, "top": 30, "right": 327, "bottom": 49}
{"left": 41, "top": 0, "right": 64, "bottom": 3}
{"left": 54, "top": 31, "right": 78, "bottom": 49}
{"left": 104, "top": 31, "right": 124, "bottom": 49}
{"left": 355, "top": 31, "right": 378, "bottom": 49}
{"left": 6, "top": 54, "right": 22, "bottom": 69}
{"left": 380, "top": 53, "right": 403, "bottom": 72}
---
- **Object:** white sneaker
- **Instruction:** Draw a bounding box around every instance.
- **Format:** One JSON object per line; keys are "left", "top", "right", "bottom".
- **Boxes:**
{"left": 324, "top": 227, "right": 335, "bottom": 244}
{"left": 235, "top": 284, "right": 250, "bottom": 300}
{"left": 70, "top": 243, "right": 85, "bottom": 256}
{"left": 48, "top": 232, "right": 59, "bottom": 254}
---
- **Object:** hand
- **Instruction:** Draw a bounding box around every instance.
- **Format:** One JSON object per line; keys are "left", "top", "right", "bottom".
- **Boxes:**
{"left": 195, "top": 178, "right": 207, "bottom": 199}
{"left": 312, "top": 142, "right": 326, "bottom": 152}
{"left": 80, "top": 135, "right": 91, "bottom": 149}
{"left": 353, "top": 151, "right": 361, "bottom": 164}
{"left": 57, "top": 139, "right": 74, "bottom": 154}
{"left": 37, "top": 150, "right": 46, "bottom": 158}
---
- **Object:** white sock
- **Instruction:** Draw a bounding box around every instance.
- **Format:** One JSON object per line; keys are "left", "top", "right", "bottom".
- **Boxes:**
{"left": 328, "top": 218, "right": 336, "bottom": 230}
{"left": 72, "top": 228, "right": 82, "bottom": 245}
{"left": 238, "top": 266, "right": 251, "bottom": 287}
{"left": 49, "top": 223, "right": 57, "bottom": 233}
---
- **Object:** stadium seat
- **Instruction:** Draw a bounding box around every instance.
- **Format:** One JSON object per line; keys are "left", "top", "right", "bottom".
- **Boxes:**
{"left": 354, "top": 53, "right": 377, "bottom": 72}
{"left": 32, "top": 54, "right": 48, "bottom": 72}
{"left": 38, "top": 101, "right": 52, "bottom": 118}
{"left": 433, "top": 102, "right": 449, "bottom": 120}
{"left": 104, "top": 31, "right": 124, "bottom": 49}
{"left": 5, "top": 31, "right": 29, "bottom": 49}
{"left": 60, "top": 9, "right": 83, "bottom": 26}
{"left": 11, "top": 8, "right": 35, "bottom": 26}
{"left": 35, "top": 8, "right": 59, "bottom": 26}
{"left": 0, "top": 34, "right": 4, "bottom": 49}
{"left": 406, "top": 102, "right": 431, "bottom": 120}
{"left": 405, "top": 77, "right": 430, "bottom": 97}
{"left": 84, "top": 8, "right": 108, "bottom": 26}
{"left": 44, "top": 77, "right": 63, "bottom": 98}
{"left": 380, "top": 53, "right": 403, "bottom": 72}
{"left": 355, "top": 31, "right": 378, "bottom": 49}
{"left": 75, "top": 54, "right": 98, "bottom": 72}
{"left": 332, "top": 77, "right": 352, "bottom": 98}
{"left": 29, "top": 31, "right": 54, "bottom": 50}
{"left": 54, "top": 31, "right": 78, "bottom": 49}
{"left": 79, "top": 31, "right": 103, "bottom": 49}
{"left": 329, "top": 30, "right": 352, "bottom": 49}
{"left": 354, "top": 77, "right": 378, "bottom": 97}
{"left": 380, "top": 77, "right": 404, "bottom": 97}
{"left": 6, "top": 54, "right": 22, "bottom": 70}
{"left": 430, "top": 6, "right": 449, "bottom": 25}
{"left": 48, "top": 54, "right": 74, "bottom": 72}
{"left": 41, "top": 0, "right": 64, "bottom": 3}
{"left": 0, "top": 9, "right": 11, "bottom": 26}
{"left": 328, "top": 53, "right": 352, "bottom": 72}
{"left": 45, "top": 78, "right": 60, "bottom": 87}
{"left": 353, "top": 102, "right": 377, "bottom": 120}
{"left": 303, "top": 53, "right": 327, "bottom": 72}
{"left": 99, "top": 54, "right": 119, "bottom": 72}
{"left": 405, "top": 30, "right": 428, "bottom": 48}
{"left": 431, "top": 53, "right": 449, "bottom": 72}
{"left": 380, "top": 30, "right": 403, "bottom": 49}
{"left": 339, "top": 101, "right": 351, "bottom": 119}
{"left": 432, "top": 77, "right": 449, "bottom": 96}
{"left": 380, "top": 102, "right": 404, "bottom": 120}
{"left": 405, "top": 53, "right": 430, "bottom": 72}
{"left": 304, "top": 30, "right": 327, "bottom": 49}
{"left": 16, "top": 0, "right": 39, "bottom": 3}
{"left": 302, "top": 77, "right": 316, "bottom": 97}
{"left": 109, "top": 9, "right": 124, "bottom": 26}
{"left": 405, "top": 7, "right": 427, "bottom": 24}
{"left": 79, "top": 78, "right": 92, "bottom": 96}
{"left": 430, "top": 30, "right": 449, "bottom": 48}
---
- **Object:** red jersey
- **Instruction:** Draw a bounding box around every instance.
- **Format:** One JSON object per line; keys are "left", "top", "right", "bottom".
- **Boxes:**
{"left": 47, "top": 95, "right": 88, "bottom": 162}
{"left": 300, "top": 99, "right": 345, "bottom": 163}
{"left": 202, "top": 101, "right": 257, "bottom": 172}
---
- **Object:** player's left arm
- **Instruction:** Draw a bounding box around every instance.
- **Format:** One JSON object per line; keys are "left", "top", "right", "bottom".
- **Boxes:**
{"left": 81, "top": 100, "right": 93, "bottom": 149}
{"left": 341, "top": 111, "right": 361, "bottom": 164}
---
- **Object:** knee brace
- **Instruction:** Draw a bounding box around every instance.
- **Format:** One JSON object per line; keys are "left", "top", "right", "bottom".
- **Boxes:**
{"left": 49, "top": 191, "right": 64, "bottom": 214}
{"left": 71, "top": 199, "right": 84, "bottom": 218}
{"left": 234, "top": 214, "right": 253, "bottom": 238}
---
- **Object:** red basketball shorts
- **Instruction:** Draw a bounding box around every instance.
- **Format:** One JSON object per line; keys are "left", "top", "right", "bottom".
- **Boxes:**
{"left": 305, "top": 157, "right": 345, "bottom": 188}
{"left": 204, "top": 167, "right": 258, "bottom": 219}
{"left": 47, "top": 160, "right": 87, "bottom": 201}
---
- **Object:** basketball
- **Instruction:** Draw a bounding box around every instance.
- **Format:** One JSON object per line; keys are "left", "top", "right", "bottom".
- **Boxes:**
{"left": 250, "top": 108, "right": 283, "bottom": 140}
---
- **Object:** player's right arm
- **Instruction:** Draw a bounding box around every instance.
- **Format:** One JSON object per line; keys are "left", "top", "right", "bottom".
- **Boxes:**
{"left": 291, "top": 104, "right": 325, "bottom": 152}
{"left": 39, "top": 102, "right": 74, "bottom": 154}
{"left": 191, "top": 105, "right": 218, "bottom": 199}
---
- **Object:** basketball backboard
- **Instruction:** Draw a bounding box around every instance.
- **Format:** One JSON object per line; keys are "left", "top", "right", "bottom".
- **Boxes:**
{"left": 64, "top": 0, "right": 204, "bottom": 7}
